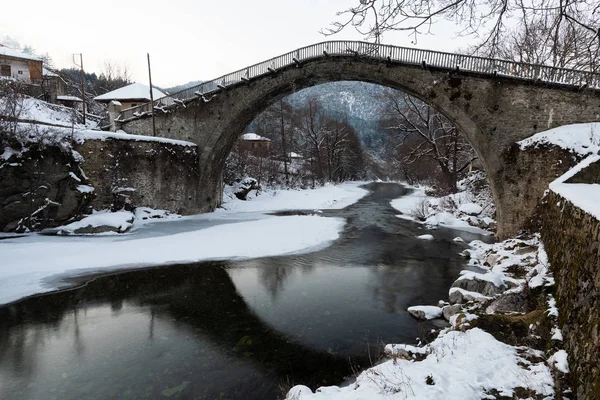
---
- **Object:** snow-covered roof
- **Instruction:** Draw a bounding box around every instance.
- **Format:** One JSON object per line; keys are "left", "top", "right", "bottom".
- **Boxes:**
{"left": 43, "top": 67, "right": 59, "bottom": 77}
{"left": 57, "top": 95, "right": 83, "bottom": 102}
{"left": 0, "top": 45, "right": 42, "bottom": 62}
{"left": 241, "top": 133, "right": 271, "bottom": 141}
{"left": 94, "top": 83, "right": 166, "bottom": 102}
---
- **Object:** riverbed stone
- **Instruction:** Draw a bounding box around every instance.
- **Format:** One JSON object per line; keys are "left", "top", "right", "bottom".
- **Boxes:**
{"left": 485, "top": 292, "right": 535, "bottom": 315}
{"left": 451, "top": 275, "right": 507, "bottom": 297}
{"left": 442, "top": 304, "right": 462, "bottom": 321}
{"left": 449, "top": 288, "right": 491, "bottom": 304}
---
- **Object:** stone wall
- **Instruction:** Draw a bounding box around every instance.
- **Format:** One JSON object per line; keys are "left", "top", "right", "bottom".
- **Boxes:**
{"left": 75, "top": 138, "right": 200, "bottom": 214}
{"left": 498, "top": 144, "right": 582, "bottom": 234}
{"left": 0, "top": 145, "right": 93, "bottom": 232}
{"left": 540, "top": 191, "right": 600, "bottom": 399}
{"left": 0, "top": 136, "right": 200, "bottom": 232}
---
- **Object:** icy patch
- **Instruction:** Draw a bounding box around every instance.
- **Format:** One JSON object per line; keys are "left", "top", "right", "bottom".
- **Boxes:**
{"left": 0, "top": 215, "right": 345, "bottom": 305}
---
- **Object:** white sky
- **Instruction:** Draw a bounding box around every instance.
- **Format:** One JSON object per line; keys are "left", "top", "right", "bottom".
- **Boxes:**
{"left": 0, "top": 0, "right": 472, "bottom": 88}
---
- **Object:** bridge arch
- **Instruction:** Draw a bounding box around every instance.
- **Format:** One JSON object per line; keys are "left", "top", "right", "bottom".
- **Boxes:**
{"left": 120, "top": 42, "right": 600, "bottom": 238}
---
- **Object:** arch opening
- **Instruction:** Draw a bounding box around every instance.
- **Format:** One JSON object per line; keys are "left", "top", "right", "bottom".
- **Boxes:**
{"left": 221, "top": 78, "right": 496, "bottom": 228}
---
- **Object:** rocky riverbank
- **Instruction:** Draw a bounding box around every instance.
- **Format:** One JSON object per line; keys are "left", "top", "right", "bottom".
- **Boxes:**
{"left": 287, "top": 234, "right": 569, "bottom": 400}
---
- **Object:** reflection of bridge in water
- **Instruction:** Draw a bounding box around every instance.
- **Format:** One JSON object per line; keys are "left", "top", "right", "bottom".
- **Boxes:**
{"left": 0, "top": 263, "right": 357, "bottom": 399}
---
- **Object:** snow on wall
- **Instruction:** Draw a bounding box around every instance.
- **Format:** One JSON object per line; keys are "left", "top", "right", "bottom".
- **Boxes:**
{"left": 518, "top": 122, "right": 600, "bottom": 156}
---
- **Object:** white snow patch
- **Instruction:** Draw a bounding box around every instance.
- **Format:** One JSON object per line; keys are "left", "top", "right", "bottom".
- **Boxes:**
{"left": 458, "top": 202, "right": 483, "bottom": 215}
{"left": 551, "top": 327, "right": 564, "bottom": 342}
{"left": 417, "top": 234, "right": 434, "bottom": 241}
{"left": 77, "top": 130, "right": 196, "bottom": 147}
{"left": 549, "top": 350, "right": 570, "bottom": 373}
{"left": 55, "top": 211, "right": 134, "bottom": 235}
{"left": 221, "top": 182, "right": 369, "bottom": 212}
{"left": 76, "top": 185, "right": 94, "bottom": 193}
{"left": 457, "top": 270, "right": 508, "bottom": 288}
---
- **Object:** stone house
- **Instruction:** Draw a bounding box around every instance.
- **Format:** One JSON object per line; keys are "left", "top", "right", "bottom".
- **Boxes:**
{"left": 238, "top": 133, "right": 272, "bottom": 157}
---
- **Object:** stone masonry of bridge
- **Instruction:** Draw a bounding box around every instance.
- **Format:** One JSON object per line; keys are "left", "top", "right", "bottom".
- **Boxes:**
{"left": 121, "top": 56, "right": 600, "bottom": 238}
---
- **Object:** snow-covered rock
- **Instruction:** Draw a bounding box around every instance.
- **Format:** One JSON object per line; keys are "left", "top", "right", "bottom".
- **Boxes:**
{"left": 448, "top": 287, "right": 492, "bottom": 304}
{"left": 417, "top": 234, "right": 434, "bottom": 240}
{"left": 549, "top": 350, "right": 570, "bottom": 373}
{"left": 55, "top": 211, "right": 134, "bottom": 235}
{"left": 459, "top": 202, "right": 483, "bottom": 216}
{"left": 452, "top": 270, "right": 515, "bottom": 297}
{"left": 442, "top": 304, "right": 462, "bottom": 321}
{"left": 407, "top": 305, "right": 443, "bottom": 320}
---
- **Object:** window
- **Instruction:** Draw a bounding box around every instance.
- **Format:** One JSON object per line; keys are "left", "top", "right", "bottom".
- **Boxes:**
{"left": 17, "top": 70, "right": 23, "bottom": 75}
{"left": 131, "top": 103, "right": 137, "bottom": 107}
{"left": 0, "top": 64, "right": 10, "bottom": 77}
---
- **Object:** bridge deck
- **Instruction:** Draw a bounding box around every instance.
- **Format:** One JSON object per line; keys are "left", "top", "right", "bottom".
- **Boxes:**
{"left": 117, "top": 40, "right": 600, "bottom": 121}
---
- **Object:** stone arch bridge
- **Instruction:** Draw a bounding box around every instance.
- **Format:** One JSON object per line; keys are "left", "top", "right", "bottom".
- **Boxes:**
{"left": 118, "top": 41, "right": 600, "bottom": 238}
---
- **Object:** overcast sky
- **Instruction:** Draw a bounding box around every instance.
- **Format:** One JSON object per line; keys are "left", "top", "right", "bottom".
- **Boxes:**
{"left": 0, "top": 0, "right": 471, "bottom": 88}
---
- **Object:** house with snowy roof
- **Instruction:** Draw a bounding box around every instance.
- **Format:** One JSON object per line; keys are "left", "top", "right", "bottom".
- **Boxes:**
{"left": 238, "top": 132, "right": 272, "bottom": 157}
{"left": 0, "top": 44, "right": 43, "bottom": 83}
{"left": 94, "top": 83, "right": 167, "bottom": 112}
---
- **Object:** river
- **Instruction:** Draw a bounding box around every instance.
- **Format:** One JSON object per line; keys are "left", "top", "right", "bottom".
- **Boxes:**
{"left": 0, "top": 183, "right": 490, "bottom": 399}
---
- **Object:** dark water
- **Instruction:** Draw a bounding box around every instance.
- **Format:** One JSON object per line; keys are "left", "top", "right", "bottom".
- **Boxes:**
{"left": 0, "top": 183, "right": 490, "bottom": 400}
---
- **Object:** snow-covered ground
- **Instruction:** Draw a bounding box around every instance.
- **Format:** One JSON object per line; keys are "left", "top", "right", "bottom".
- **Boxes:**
{"left": 0, "top": 182, "right": 369, "bottom": 305}
{"left": 2, "top": 96, "right": 99, "bottom": 129}
{"left": 221, "top": 181, "right": 369, "bottom": 212}
{"left": 390, "top": 178, "right": 495, "bottom": 236}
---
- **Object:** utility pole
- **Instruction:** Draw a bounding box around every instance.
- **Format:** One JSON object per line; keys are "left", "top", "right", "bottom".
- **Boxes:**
{"left": 73, "top": 53, "right": 86, "bottom": 124}
{"left": 147, "top": 53, "right": 156, "bottom": 136}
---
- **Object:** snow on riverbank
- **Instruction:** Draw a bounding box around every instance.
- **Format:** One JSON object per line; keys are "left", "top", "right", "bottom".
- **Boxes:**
{"left": 390, "top": 176, "right": 495, "bottom": 235}
{"left": 221, "top": 182, "right": 370, "bottom": 212}
{"left": 289, "top": 328, "right": 553, "bottom": 399}
{"left": 0, "top": 216, "right": 345, "bottom": 305}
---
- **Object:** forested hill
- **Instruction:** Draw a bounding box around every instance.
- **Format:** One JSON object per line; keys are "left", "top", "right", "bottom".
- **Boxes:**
{"left": 286, "top": 81, "right": 398, "bottom": 156}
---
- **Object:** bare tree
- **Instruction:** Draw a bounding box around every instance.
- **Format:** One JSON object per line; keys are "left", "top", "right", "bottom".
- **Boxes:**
{"left": 475, "top": 17, "right": 600, "bottom": 71}
{"left": 0, "top": 80, "right": 26, "bottom": 141}
{"left": 95, "top": 62, "right": 132, "bottom": 94}
{"left": 381, "top": 90, "right": 475, "bottom": 193}
{"left": 325, "top": 0, "right": 599, "bottom": 63}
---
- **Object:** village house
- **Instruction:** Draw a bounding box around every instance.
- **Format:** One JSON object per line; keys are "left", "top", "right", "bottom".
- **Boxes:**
{"left": 0, "top": 44, "right": 70, "bottom": 104}
{"left": 0, "top": 44, "right": 43, "bottom": 83}
{"left": 94, "top": 82, "right": 166, "bottom": 111}
{"left": 239, "top": 133, "right": 272, "bottom": 157}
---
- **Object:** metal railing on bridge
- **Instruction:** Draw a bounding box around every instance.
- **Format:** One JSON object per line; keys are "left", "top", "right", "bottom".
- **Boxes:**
{"left": 117, "top": 40, "right": 600, "bottom": 122}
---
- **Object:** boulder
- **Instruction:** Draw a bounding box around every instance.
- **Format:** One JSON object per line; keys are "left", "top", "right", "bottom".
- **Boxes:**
{"left": 452, "top": 271, "right": 514, "bottom": 297}
{"left": 407, "top": 305, "right": 443, "bottom": 320}
{"left": 485, "top": 292, "right": 536, "bottom": 314}
{"left": 442, "top": 304, "right": 462, "bottom": 321}
{"left": 449, "top": 288, "right": 491, "bottom": 304}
